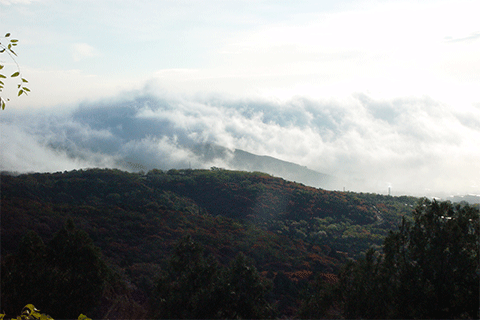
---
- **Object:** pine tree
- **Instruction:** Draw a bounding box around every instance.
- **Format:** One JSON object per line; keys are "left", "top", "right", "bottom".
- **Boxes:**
{"left": 302, "top": 199, "right": 479, "bottom": 319}
{"left": 45, "top": 218, "right": 110, "bottom": 318}
{"left": 149, "top": 235, "right": 223, "bottom": 319}
{"left": 1, "top": 219, "right": 111, "bottom": 319}
{"left": 1, "top": 231, "right": 49, "bottom": 314}
{"left": 220, "top": 253, "right": 274, "bottom": 319}
{"left": 150, "top": 236, "right": 275, "bottom": 319}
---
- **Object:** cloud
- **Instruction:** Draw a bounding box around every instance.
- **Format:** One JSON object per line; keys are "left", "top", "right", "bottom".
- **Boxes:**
{"left": 1, "top": 90, "right": 479, "bottom": 196}
{"left": 0, "top": 0, "right": 39, "bottom": 4}
{"left": 444, "top": 32, "right": 480, "bottom": 43}
{"left": 71, "top": 43, "right": 99, "bottom": 62}
{"left": 0, "top": 121, "right": 117, "bottom": 172}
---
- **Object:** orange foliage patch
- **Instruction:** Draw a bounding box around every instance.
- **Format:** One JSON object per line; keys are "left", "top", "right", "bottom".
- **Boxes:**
{"left": 286, "top": 270, "right": 313, "bottom": 282}
{"left": 318, "top": 272, "right": 339, "bottom": 284}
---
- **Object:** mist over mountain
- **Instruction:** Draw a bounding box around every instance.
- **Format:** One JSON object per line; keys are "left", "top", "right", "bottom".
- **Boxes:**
{"left": 1, "top": 91, "right": 479, "bottom": 196}
{"left": 231, "top": 149, "right": 339, "bottom": 189}
{"left": 191, "top": 144, "right": 341, "bottom": 190}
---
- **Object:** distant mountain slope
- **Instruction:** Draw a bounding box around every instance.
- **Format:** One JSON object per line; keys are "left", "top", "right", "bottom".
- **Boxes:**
{"left": 231, "top": 149, "right": 340, "bottom": 190}
{"left": 447, "top": 194, "right": 480, "bottom": 204}
{"left": 191, "top": 143, "right": 342, "bottom": 190}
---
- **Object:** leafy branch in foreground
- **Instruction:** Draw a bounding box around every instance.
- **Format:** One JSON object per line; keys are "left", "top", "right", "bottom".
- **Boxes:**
{"left": 0, "top": 33, "right": 30, "bottom": 110}
{"left": 0, "top": 304, "right": 90, "bottom": 320}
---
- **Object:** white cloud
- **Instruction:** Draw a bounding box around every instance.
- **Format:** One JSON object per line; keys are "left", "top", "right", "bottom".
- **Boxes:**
{"left": 3, "top": 92, "right": 479, "bottom": 196}
{"left": 195, "top": 0, "right": 480, "bottom": 107}
{"left": 1, "top": 1, "right": 479, "bottom": 197}
{"left": 0, "top": 0, "right": 39, "bottom": 4}
{"left": 5, "top": 0, "right": 479, "bottom": 115}
{"left": 8, "top": 66, "right": 143, "bottom": 110}
{"left": 0, "top": 122, "right": 117, "bottom": 172}
{"left": 71, "top": 43, "right": 99, "bottom": 62}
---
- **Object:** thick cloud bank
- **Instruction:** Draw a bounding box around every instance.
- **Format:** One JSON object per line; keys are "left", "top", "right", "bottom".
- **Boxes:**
{"left": 1, "top": 92, "right": 479, "bottom": 196}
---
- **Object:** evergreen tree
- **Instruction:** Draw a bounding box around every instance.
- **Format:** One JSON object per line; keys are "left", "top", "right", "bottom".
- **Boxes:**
{"left": 1, "top": 231, "right": 49, "bottom": 314}
{"left": 149, "top": 235, "right": 223, "bottom": 319}
{"left": 150, "top": 236, "right": 274, "bottom": 319}
{"left": 220, "top": 253, "right": 274, "bottom": 319}
{"left": 1, "top": 219, "right": 111, "bottom": 319}
{"left": 297, "top": 273, "right": 339, "bottom": 319}
{"left": 45, "top": 218, "right": 111, "bottom": 318}
{"left": 301, "top": 199, "right": 479, "bottom": 319}
{"left": 382, "top": 199, "right": 479, "bottom": 318}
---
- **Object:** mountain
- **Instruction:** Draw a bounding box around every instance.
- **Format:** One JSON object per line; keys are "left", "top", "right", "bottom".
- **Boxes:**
{"left": 191, "top": 144, "right": 343, "bottom": 190}
{"left": 1, "top": 168, "right": 419, "bottom": 318}
{"left": 447, "top": 194, "right": 480, "bottom": 204}
{"left": 231, "top": 149, "right": 340, "bottom": 189}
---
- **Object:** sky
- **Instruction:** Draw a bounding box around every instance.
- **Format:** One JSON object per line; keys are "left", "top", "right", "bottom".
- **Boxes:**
{"left": 1, "top": 0, "right": 480, "bottom": 197}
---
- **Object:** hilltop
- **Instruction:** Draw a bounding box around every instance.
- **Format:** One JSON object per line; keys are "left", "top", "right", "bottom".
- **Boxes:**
{"left": 1, "top": 168, "right": 419, "bottom": 317}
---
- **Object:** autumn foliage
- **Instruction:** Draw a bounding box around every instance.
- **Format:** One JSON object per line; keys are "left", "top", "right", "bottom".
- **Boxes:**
{"left": 1, "top": 168, "right": 433, "bottom": 317}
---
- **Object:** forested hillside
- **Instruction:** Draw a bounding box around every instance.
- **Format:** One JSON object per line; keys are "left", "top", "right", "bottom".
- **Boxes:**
{"left": 1, "top": 168, "right": 420, "bottom": 318}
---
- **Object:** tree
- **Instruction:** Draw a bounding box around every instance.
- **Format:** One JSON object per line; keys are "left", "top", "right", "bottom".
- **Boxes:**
{"left": 381, "top": 199, "right": 480, "bottom": 319}
{"left": 1, "top": 231, "right": 50, "bottom": 314}
{"left": 337, "top": 249, "right": 391, "bottom": 318}
{"left": 0, "top": 33, "right": 30, "bottom": 109}
{"left": 1, "top": 219, "right": 111, "bottom": 319}
{"left": 303, "top": 199, "right": 479, "bottom": 319}
{"left": 150, "top": 236, "right": 275, "bottom": 319}
{"left": 149, "top": 235, "right": 224, "bottom": 319}
{"left": 297, "top": 272, "right": 340, "bottom": 319}
{"left": 44, "top": 219, "right": 111, "bottom": 318}
{"left": 220, "top": 252, "right": 274, "bottom": 319}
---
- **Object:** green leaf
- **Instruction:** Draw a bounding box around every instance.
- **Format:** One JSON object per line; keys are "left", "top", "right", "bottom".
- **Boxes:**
{"left": 5, "top": 33, "right": 10, "bottom": 37}
{"left": 18, "top": 89, "right": 24, "bottom": 96}
{"left": 11, "top": 71, "right": 20, "bottom": 77}
{"left": 0, "top": 74, "right": 6, "bottom": 78}
{"left": 10, "top": 39, "right": 18, "bottom": 43}
{"left": 0, "top": 49, "right": 5, "bottom": 53}
{"left": 0, "top": 65, "right": 3, "bottom": 70}
{"left": 23, "top": 87, "right": 30, "bottom": 92}
{"left": 22, "top": 78, "right": 28, "bottom": 83}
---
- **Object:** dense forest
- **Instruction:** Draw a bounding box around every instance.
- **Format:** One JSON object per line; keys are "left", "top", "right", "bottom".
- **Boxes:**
{"left": 1, "top": 168, "right": 478, "bottom": 319}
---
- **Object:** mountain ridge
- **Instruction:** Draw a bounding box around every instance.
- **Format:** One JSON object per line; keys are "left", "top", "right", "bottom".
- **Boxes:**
{"left": 189, "top": 144, "right": 343, "bottom": 190}
{"left": 1, "top": 168, "right": 420, "bottom": 317}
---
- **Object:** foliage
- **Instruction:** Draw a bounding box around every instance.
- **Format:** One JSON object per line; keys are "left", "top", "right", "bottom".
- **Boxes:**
{"left": 0, "top": 304, "right": 90, "bottom": 320}
{"left": 149, "top": 235, "right": 225, "bottom": 319}
{"left": 380, "top": 199, "right": 480, "bottom": 319}
{"left": 297, "top": 272, "right": 340, "bottom": 319}
{"left": 1, "top": 168, "right": 420, "bottom": 317}
{"left": 220, "top": 252, "right": 275, "bottom": 319}
{"left": 305, "top": 198, "right": 480, "bottom": 319}
{"left": 150, "top": 236, "right": 274, "bottom": 319}
{"left": 1, "top": 220, "right": 111, "bottom": 319}
{"left": 0, "top": 33, "right": 29, "bottom": 109}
